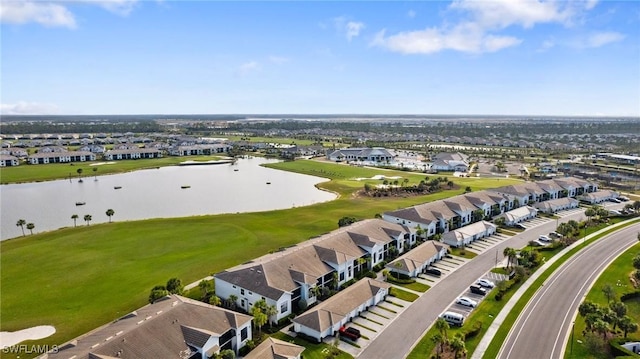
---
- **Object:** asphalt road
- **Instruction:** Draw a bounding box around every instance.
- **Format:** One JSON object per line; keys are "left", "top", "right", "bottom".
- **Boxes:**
{"left": 358, "top": 210, "right": 588, "bottom": 359}
{"left": 497, "top": 222, "right": 640, "bottom": 359}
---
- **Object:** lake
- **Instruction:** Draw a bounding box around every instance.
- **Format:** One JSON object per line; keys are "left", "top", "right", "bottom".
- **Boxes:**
{"left": 0, "top": 158, "right": 335, "bottom": 240}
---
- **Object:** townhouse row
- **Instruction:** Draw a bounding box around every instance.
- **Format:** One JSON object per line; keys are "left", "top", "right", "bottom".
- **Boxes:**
{"left": 215, "top": 177, "right": 607, "bottom": 342}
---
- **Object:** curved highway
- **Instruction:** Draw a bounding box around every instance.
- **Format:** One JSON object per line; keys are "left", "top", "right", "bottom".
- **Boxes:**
{"left": 498, "top": 223, "right": 640, "bottom": 359}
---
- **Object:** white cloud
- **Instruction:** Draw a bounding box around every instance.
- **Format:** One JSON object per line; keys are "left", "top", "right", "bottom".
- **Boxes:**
{"left": 90, "top": 0, "right": 139, "bottom": 16}
{"left": 0, "top": 1, "right": 76, "bottom": 28}
{"left": 236, "top": 61, "right": 260, "bottom": 76}
{"left": 407, "top": 10, "right": 416, "bottom": 18}
{"left": 0, "top": 101, "right": 60, "bottom": 115}
{"left": 345, "top": 21, "right": 364, "bottom": 41}
{"left": 449, "top": 0, "right": 576, "bottom": 29}
{"left": 0, "top": 0, "right": 139, "bottom": 28}
{"left": 586, "top": 31, "right": 624, "bottom": 47}
{"left": 332, "top": 16, "right": 365, "bottom": 41}
{"left": 372, "top": 22, "right": 521, "bottom": 54}
{"left": 373, "top": 0, "right": 602, "bottom": 55}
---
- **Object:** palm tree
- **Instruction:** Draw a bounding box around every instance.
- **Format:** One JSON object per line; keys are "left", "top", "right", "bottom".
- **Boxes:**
{"left": 106, "top": 209, "right": 115, "bottom": 223}
{"left": 71, "top": 214, "right": 79, "bottom": 227}
{"left": 450, "top": 333, "right": 467, "bottom": 358}
{"left": 431, "top": 333, "right": 447, "bottom": 358}
{"left": 447, "top": 180, "right": 454, "bottom": 189}
{"left": 394, "top": 261, "right": 403, "bottom": 280}
{"left": 228, "top": 294, "right": 238, "bottom": 310}
{"left": 26, "top": 222, "right": 35, "bottom": 235}
{"left": 265, "top": 304, "right": 278, "bottom": 328}
{"left": 209, "top": 295, "right": 221, "bottom": 306}
{"left": 16, "top": 219, "right": 26, "bottom": 236}
{"left": 77, "top": 168, "right": 83, "bottom": 182}
{"left": 503, "top": 247, "right": 513, "bottom": 268}
{"left": 434, "top": 317, "right": 450, "bottom": 342}
{"left": 584, "top": 208, "right": 596, "bottom": 226}
{"left": 84, "top": 214, "right": 92, "bottom": 226}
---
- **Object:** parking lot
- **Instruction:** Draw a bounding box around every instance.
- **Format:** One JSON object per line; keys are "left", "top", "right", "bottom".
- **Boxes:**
{"left": 324, "top": 295, "right": 413, "bottom": 357}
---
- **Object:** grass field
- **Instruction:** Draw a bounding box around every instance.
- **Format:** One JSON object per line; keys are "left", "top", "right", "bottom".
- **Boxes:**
{"left": 0, "top": 155, "right": 225, "bottom": 184}
{"left": 270, "top": 332, "right": 353, "bottom": 359}
{"left": 0, "top": 159, "right": 520, "bottom": 357}
{"left": 565, "top": 242, "right": 640, "bottom": 359}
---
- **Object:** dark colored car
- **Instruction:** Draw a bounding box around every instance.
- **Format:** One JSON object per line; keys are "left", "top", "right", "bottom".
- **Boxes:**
{"left": 339, "top": 326, "right": 361, "bottom": 341}
{"left": 470, "top": 285, "right": 487, "bottom": 295}
{"left": 425, "top": 267, "right": 442, "bottom": 277}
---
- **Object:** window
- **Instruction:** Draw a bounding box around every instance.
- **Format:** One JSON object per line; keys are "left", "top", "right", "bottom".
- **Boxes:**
{"left": 240, "top": 289, "right": 245, "bottom": 295}
{"left": 339, "top": 272, "right": 345, "bottom": 281}
{"left": 249, "top": 291, "right": 252, "bottom": 295}
{"left": 280, "top": 302, "right": 288, "bottom": 314}
{"left": 241, "top": 327, "right": 248, "bottom": 341}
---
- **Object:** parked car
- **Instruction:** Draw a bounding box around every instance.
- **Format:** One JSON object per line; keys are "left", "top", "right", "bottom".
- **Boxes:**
{"left": 538, "top": 235, "right": 552, "bottom": 243}
{"left": 514, "top": 223, "right": 526, "bottom": 230}
{"left": 608, "top": 198, "right": 621, "bottom": 203}
{"left": 424, "top": 267, "right": 442, "bottom": 277}
{"left": 469, "top": 285, "right": 487, "bottom": 295}
{"left": 477, "top": 279, "right": 495, "bottom": 288}
{"left": 456, "top": 296, "right": 478, "bottom": 308}
{"left": 339, "top": 326, "right": 361, "bottom": 341}
{"left": 619, "top": 196, "right": 630, "bottom": 202}
{"left": 549, "top": 232, "right": 561, "bottom": 239}
{"left": 441, "top": 311, "right": 465, "bottom": 326}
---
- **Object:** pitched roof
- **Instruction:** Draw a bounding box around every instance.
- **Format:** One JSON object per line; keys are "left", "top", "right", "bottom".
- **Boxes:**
{"left": 47, "top": 295, "right": 252, "bottom": 359}
{"left": 386, "top": 241, "right": 448, "bottom": 272}
{"left": 216, "top": 219, "right": 407, "bottom": 301}
{"left": 293, "top": 279, "right": 391, "bottom": 333}
{"left": 244, "top": 337, "right": 305, "bottom": 359}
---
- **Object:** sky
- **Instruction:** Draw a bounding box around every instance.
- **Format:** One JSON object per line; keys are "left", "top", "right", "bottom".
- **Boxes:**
{"left": 1, "top": 0, "right": 639, "bottom": 116}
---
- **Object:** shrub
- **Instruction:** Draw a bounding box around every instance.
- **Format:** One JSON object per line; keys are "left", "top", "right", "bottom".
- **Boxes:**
{"left": 464, "top": 321, "right": 483, "bottom": 340}
{"left": 621, "top": 291, "right": 640, "bottom": 301}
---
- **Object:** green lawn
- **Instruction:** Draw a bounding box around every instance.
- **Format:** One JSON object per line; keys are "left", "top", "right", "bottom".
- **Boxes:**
{"left": 270, "top": 332, "right": 353, "bottom": 359}
{"left": 0, "top": 155, "right": 225, "bottom": 184}
{"left": 0, "top": 159, "right": 519, "bottom": 357}
{"left": 449, "top": 247, "right": 478, "bottom": 259}
{"left": 388, "top": 281, "right": 431, "bottom": 293}
{"left": 389, "top": 287, "right": 420, "bottom": 302}
{"left": 565, "top": 242, "right": 640, "bottom": 359}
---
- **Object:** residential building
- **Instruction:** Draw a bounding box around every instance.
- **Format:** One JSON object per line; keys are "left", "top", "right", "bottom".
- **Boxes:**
{"left": 104, "top": 148, "right": 163, "bottom": 160}
{"left": 42, "top": 295, "right": 252, "bottom": 359}
{"left": 214, "top": 219, "right": 410, "bottom": 323}
{"left": 577, "top": 190, "right": 619, "bottom": 204}
{"left": 28, "top": 151, "right": 96, "bottom": 164}
{"left": 169, "top": 144, "right": 230, "bottom": 156}
{"left": 0, "top": 154, "right": 19, "bottom": 167}
{"left": 534, "top": 197, "right": 579, "bottom": 214}
{"left": 326, "top": 147, "right": 394, "bottom": 163}
{"left": 243, "top": 337, "right": 305, "bottom": 359}
{"left": 385, "top": 241, "right": 449, "bottom": 277}
{"left": 442, "top": 221, "right": 497, "bottom": 248}
{"left": 292, "top": 279, "right": 391, "bottom": 342}
{"left": 429, "top": 152, "right": 469, "bottom": 172}
{"left": 494, "top": 206, "right": 538, "bottom": 226}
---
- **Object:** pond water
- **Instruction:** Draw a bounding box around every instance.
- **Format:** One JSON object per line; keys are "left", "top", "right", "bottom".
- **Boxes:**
{"left": 0, "top": 158, "right": 335, "bottom": 240}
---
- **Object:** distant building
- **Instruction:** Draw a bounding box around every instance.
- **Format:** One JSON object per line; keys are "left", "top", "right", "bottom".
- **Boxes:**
{"left": 168, "top": 144, "right": 230, "bottom": 156}
{"left": 0, "top": 154, "right": 19, "bottom": 167}
{"left": 429, "top": 152, "right": 469, "bottom": 172}
{"left": 385, "top": 241, "right": 449, "bottom": 277}
{"left": 28, "top": 151, "right": 96, "bottom": 164}
{"left": 326, "top": 147, "right": 394, "bottom": 163}
{"left": 104, "top": 148, "right": 162, "bottom": 160}
{"left": 244, "top": 337, "right": 305, "bottom": 359}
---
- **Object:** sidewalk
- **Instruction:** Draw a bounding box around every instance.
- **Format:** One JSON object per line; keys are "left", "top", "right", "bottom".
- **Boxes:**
{"left": 471, "top": 218, "right": 640, "bottom": 359}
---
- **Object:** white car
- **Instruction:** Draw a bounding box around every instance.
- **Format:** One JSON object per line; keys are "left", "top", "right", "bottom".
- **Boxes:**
{"left": 538, "top": 235, "right": 552, "bottom": 243}
{"left": 456, "top": 296, "right": 478, "bottom": 308}
{"left": 477, "top": 279, "right": 495, "bottom": 288}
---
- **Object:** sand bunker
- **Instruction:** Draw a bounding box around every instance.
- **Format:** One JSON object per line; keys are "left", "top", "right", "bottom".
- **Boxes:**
{"left": 0, "top": 326, "right": 56, "bottom": 349}
{"left": 89, "top": 161, "right": 116, "bottom": 166}
{"left": 355, "top": 175, "right": 403, "bottom": 181}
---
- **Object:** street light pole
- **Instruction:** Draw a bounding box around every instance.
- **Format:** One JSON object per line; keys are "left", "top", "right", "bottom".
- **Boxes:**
{"left": 495, "top": 249, "right": 498, "bottom": 268}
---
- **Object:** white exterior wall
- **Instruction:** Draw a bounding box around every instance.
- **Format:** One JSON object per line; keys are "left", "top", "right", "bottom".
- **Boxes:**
{"left": 215, "top": 278, "right": 291, "bottom": 323}
{"left": 382, "top": 214, "right": 437, "bottom": 237}
{"left": 235, "top": 320, "right": 253, "bottom": 351}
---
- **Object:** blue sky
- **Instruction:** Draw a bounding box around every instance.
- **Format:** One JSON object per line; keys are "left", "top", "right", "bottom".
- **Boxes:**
{"left": 1, "top": 0, "right": 639, "bottom": 116}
